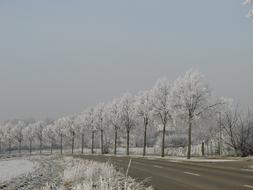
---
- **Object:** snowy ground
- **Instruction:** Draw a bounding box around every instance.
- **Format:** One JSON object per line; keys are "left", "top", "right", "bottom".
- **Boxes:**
{"left": 0, "top": 155, "right": 153, "bottom": 190}
{"left": 0, "top": 156, "right": 63, "bottom": 190}
{"left": 0, "top": 159, "right": 36, "bottom": 182}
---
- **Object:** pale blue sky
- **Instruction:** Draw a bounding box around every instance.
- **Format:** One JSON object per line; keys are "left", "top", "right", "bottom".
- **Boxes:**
{"left": 0, "top": 0, "right": 252, "bottom": 121}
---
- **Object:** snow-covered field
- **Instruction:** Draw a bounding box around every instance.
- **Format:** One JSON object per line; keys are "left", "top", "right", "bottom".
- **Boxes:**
{"left": 0, "top": 156, "right": 63, "bottom": 190}
{"left": 0, "top": 155, "right": 153, "bottom": 190}
{"left": 0, "top": 159, "right": 36, "bottom": 182}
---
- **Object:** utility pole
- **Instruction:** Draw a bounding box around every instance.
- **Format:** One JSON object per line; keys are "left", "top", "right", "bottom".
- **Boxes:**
{"left": 218, "top": 112, "right": 222, "bottom": 156}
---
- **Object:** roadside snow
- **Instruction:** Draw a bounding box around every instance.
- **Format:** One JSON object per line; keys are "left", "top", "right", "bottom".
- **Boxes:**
{"left": 45, "top": 157, "right": 153, "bottom": 190}
{"left": 0, "top": 159, "right": 35, "bottom": 182}
{"left": 0, "top": 156, "right": 153, "bottom": 190}
{"left": 0, "top": 156, "right": 64, "bottom": 190}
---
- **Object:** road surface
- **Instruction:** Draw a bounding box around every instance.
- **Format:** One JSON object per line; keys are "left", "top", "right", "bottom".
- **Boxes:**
{"left": 74, "top": 155, "right": 253, "bottom": 190}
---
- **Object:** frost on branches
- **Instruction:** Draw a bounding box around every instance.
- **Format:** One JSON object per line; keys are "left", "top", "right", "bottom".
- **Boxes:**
{"left": 0, "top": 69, "right": 252, "bottom": 158}
{"left": 244, "top": 0, "right": 253, "bottom": 18}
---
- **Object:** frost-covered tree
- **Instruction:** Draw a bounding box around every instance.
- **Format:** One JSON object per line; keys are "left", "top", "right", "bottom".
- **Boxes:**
{"left": 0, "top": 127, "right": 4, "bottom": 154}
{"left": 135, "top": 90, "right": 153, "bottom": 156}
{"left": 3, "top": 123, "right": 14, "bottom": 154}
{"left": 24, "top": 123, "right": 36, "bottom": 154}
{"left": 120, "top": 93, "right": 136, "bottom": 155}
{"left": 62, "top": 116, "right": 76, "bottom": 154}
{"left": 244, "top": 0, "right": 253, "bottom": 18}
{"left": 84, "top": 108, "right": 96, "bottom": 154}
{"left": 94, "top": 103, "right": 105, "bottom": 154}
{"left": 43, "top": 124, "right": 56, "bottom": 154}
{"left": 172, "top": 70, "right": 221, "bottom": 159}
{"left": 34, "top": 121, "right": 46, "bottom": 154}
{"left": 55, "top": 118, "right": 67, "bottom": 154}
{"left": 151, "top": 78, "right": 173, "bottom": 157}
{"left": 75, "top": 114, "right": 86, "bottom": 154}
{"left": 100, "top": 106, "right": 111, "bottom": 154}
{"left": 108, "top": 98, "right": 122, "bottom": 155}
{"left": 12, "top": 121, "right": 25, "bottom": 154}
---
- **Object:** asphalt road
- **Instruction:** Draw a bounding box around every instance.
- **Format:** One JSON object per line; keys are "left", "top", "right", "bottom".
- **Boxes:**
{"left": 74, "top": 154, "right": 253, "bottom": 190}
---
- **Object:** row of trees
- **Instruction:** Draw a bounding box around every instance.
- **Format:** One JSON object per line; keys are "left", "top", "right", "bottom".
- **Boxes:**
{"left": 221, "top": 105, "right": 253, "bottom": 156}
{"left": 0, "top": 70, "right": 252, "bottom": 158}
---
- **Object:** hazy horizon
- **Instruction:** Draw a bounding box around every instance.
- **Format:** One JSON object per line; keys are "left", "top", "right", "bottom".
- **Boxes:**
{"left": 0, "top": 1, "right": 253, "bottom": 121}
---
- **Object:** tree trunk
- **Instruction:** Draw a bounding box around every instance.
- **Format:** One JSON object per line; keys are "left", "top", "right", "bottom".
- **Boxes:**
{"left": 101, "top": 129, "right": 104, "bottom": 154}
{"left": 187, "top": 114, "right": 192, "bottom": 159}
{"left": 0, "top": 140, "right": 1, "bottom": 154}
{"left": 143, "top": 118, "right": 148, "bottom": 156}
{"left": 219, "top": 112, "right": 222, "bottom": 156}
{"left": 9, "top": 140, "right": 11, "bottom": 154}
{"left": 51, "top": 140, "right": 53, "bottom": 154}
{"left": 206, "top": 141, "right": 209, "bottom": 156}
{"left": 19, "top": 141, "right": 21, "bottom": 154}
{"left": 91, "top": 131, "right": 95, "bottom": 154}
{"left": 201, "top": 142, "right": 205, "bottom": 156}
{"left": 60, "top": 133, "right": 63, "bottom": 155}
{"left": 81, "top": 134, "right": 84, "bottom": 154}
{"left": 40, "top": 138, "right": 42, "bottom": 154}
{"left": 72, "top": 132, "right": 75, "bottom": 155}
{"left": 114, "top": 128, "right": 118, "bottom": 155}
{"left": 29, "top": 140, "right": 32, "bottom": 155}
{"left": 161, "top": 122, "right": 166, "bottom": 157}
{"left": 126, "top": 130, "right": 130, "bottom": 156}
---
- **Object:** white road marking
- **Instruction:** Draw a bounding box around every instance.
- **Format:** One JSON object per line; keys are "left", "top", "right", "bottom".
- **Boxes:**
{"left": 183, "top": 172, "right": 200, "bottom": 177}
{"left": 147, "top": 158, "right": 156, "bottom": 160}
{"left": 169, "top": 160, "right": 182, "bottom": 163}
{"left": 153, "top": 165, "right": 163, "bottom": 169}
{"left": 244, "top": 185, "right": 253, "bottom": 189}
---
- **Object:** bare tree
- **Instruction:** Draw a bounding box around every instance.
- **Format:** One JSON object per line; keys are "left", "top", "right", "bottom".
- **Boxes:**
{"left": 222, "top": 105, "right": 253, "bottom": 156}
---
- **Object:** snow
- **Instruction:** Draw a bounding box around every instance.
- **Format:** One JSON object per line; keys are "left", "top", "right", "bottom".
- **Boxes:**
{"left": 0, "top": 159, "right": 35, "bottom": 182}
{"left": 0, "top": 156, "right": 154, "bottom": 189}
{"left": 62, "top": 157, "right": 153, "bottom": 190}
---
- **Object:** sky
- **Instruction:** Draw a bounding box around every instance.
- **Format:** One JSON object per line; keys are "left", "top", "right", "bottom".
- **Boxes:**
{"left": 0, "top": 0, "right": 252, "bottom": 121}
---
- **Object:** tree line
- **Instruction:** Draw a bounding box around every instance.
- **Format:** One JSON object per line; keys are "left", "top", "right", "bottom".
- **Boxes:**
{"left": 0, "top": 70, "right": 252, "bottom": 158}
